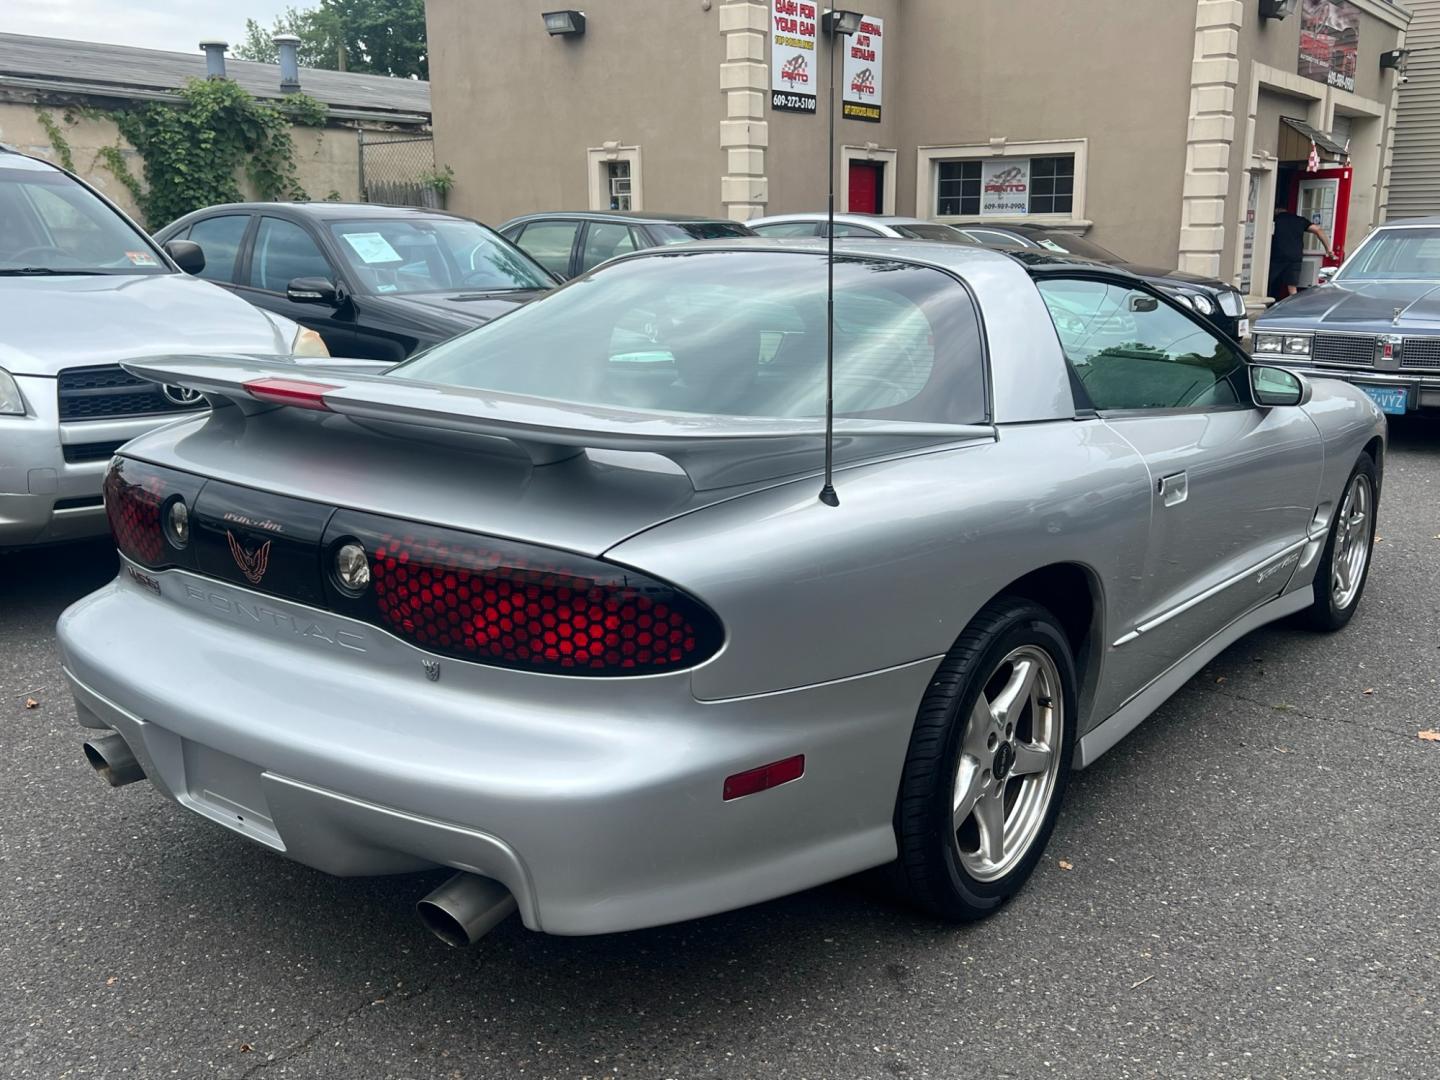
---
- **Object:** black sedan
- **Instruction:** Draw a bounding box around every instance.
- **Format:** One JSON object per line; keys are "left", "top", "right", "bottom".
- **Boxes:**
{"left": 951, "top": 222, "right": 1248, "bottom": 340}
{"left": 155, "top": 203, "right": 555, "bottom": 361}
{"left": 498, "top": 211, "right": 754, "bottom": 281}
{"left": 1253, "top": 218, "right": 1440, "bottom": 416}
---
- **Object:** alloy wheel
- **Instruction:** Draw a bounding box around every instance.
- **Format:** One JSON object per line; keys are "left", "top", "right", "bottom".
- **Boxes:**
{"left": 952, "top": 645, "right": 1065, "bottom": 882}
{"left": 1331, "top": 472, "right": 1373, "bottom": 612}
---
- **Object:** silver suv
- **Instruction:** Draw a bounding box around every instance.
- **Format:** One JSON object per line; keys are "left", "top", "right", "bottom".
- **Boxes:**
{"left": 0, "top": 148, "right": 327, "bottom": 549}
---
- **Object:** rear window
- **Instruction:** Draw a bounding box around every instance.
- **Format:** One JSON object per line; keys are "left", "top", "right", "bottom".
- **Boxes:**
{"left": 649, "top": 221, "right": 754, "bottom": 244}
{"left": 394, "top": 250, "right": 986, "bottom": 424}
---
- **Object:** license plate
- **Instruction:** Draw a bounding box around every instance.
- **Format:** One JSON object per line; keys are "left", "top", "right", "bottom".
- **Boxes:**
{"left": 1360, "top": 385, "right": 1408, "bottom": 415}
{"left": 1238, "top": 318, "right": 1250, "bottom": 338}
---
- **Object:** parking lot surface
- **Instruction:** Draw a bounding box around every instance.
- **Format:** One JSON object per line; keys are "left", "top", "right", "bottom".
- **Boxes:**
{"left": 2, "top": 419, "right": 1438, "bottom": 1080}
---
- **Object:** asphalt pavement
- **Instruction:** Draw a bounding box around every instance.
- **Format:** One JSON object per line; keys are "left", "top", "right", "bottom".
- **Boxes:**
{"left": 2, "top": 419, "right": 1438, "bottom": 1080}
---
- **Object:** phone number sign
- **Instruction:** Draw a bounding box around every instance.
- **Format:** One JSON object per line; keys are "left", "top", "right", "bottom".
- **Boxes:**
{"left": 771, "top": 1, "right": 818, "bottom": 113}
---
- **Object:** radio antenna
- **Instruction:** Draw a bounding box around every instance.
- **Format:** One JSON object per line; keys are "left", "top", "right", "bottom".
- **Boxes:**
{"left": 819, "top": 10, "right": 859, "bottom": 507}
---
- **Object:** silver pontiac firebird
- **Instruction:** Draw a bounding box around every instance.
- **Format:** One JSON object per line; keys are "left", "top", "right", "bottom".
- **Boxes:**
{"left": 59, "top": 240, "right": 1384, "bottom": 945}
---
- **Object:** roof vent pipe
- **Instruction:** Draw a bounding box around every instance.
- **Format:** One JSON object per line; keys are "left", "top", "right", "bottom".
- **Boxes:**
{"left": 199, "top": 40, "right": 228, "bottom": 79}
{"left": 273, "top": 34, "right": 301, "bottom": 92}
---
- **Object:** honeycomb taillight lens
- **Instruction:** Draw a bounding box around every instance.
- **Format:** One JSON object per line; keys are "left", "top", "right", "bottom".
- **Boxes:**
{"left": 324, "top": 511, "right": 724, "bottom": 676}
{"left": 103, "top": 457, "right": 203, "bottom": 570}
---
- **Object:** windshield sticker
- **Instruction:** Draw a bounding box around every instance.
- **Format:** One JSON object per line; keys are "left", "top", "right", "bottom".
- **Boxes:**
{"left": 375, "top": 283, "right": 398, "bottom": 293}
{"left": 126, "top": 250, "right": 160, "bottom": 266}
{"left": 342, "top": 232, "right": 403, "bottom": 264}
{"left": 1037, "top": 239, "right": 1069, "bottom": 253}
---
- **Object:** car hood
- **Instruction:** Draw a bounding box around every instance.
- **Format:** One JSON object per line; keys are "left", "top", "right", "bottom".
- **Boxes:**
{"left": 1258, "top": 281, "right": 1440, "bottom": 329}
{"left": 371, "top": 289, "right": 548, "bottom": 330}
{"left": 0, "top": 273, "right": 293, "bottom": 377}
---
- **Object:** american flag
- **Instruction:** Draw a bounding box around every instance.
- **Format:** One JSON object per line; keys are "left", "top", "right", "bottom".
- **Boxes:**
{"left": 1307, "top": 139, "right": 1321, "bottom": 173}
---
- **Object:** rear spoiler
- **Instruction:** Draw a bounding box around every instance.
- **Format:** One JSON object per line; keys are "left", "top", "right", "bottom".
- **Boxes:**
{"left": 122, "top": 355, "right": 993, "bottom": 490}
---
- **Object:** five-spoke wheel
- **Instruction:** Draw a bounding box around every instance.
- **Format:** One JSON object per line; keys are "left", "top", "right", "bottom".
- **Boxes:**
{"left": 1304, "top": 453, "right": 1379, "bottom": 632}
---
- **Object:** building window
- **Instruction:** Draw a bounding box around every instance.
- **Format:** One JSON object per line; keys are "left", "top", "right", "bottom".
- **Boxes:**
{"left": 919, "top": 140, "right": 1086, "bottom": 223}
{"left": 937, "top": 161, "right": 982, "bottom": 216}
{"left": 1028, "top": 156, "right": 1074, "bottom": 215}
{"left": 606, "top": 161, "right": 632, "bottom": 211}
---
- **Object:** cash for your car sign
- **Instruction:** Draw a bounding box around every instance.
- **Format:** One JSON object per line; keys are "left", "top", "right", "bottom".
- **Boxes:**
{"left": 841, "top": 15, "right": 883, "bottom": 122}
{"left": 982, "top": 160, "right": 1030, "bottom": 215}
{"left": 771, "top": 1, "right": 819, "bottom": 113}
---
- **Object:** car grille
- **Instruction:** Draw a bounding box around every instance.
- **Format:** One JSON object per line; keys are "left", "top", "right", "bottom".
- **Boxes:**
{"left": 1310, "top": 333, "right": 1375, "bottom": 367}
{"left": 57, "top": 366, "right": 206, "bottom": 422}
{"left": 62, "top": 440, "right": 127, "bottom": 464}
{"left": 1400, "top": 337, "right": 1440, "bottom": 370}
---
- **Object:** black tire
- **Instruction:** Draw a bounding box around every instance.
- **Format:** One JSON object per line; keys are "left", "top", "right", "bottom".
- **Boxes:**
{"left": 1301, "top": 453, "right": 1379, "bottom": 632}
{"left": 893, "top": 597, "right": 1077, "bottom": 921}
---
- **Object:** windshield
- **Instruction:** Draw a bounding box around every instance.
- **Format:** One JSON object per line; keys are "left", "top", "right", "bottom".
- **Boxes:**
{"left": 892, "top": 223, "right": 977, "bottom": 243}
{"left": 1023, "top": 231, "right": 1120, "bottom": 261}
{"left": 327, "top": 217, "right": 552, "bottom": 294}
{"left": 394, "top": 250, "right": 986, "bottom": 424}
{"left": 1338, "top": 227, "right": 1440, "bottom": 281}
{"left": 0, "top": 165, "right": 167, "bottom": 274}
{"left": 649, "top": 221, "right": 753, "bottom": 244}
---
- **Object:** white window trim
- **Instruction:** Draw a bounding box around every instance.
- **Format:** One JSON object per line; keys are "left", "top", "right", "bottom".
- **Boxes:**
{"left": 587, "top": 144, "right": 643, "bottom": 212}
{"left": 839, "top": 145, "right": 898, "bottom": 215}
{"left": 916, "top": 138, "right": 1088, "bottom": 227}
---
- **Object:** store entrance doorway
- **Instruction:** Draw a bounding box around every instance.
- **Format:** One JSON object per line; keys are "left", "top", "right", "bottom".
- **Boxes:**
{"left": 848, "top": 161, "right": 884, "bottom": 214}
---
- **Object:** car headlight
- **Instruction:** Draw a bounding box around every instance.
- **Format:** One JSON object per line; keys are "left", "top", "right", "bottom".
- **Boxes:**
{"left": 1253, "top": 332, "right": 1284, "bottom": 353}
{"left": 0, "top": 368, "right": 25, "bottom": 415}
{"left": 1283, "top": 334, "right": 1311, "bottom": 356}
{"left": 291, "top": 327, "right": 330, "bottom": 358}
{"left": 1190, "top": 293, "right": 1215, "bottom": 316}
{"left": 1168, "top": 292, "right": 1194, "bottom": 309}
{"left": 1253, "top": 331, "right": 1311, "bottom": 356}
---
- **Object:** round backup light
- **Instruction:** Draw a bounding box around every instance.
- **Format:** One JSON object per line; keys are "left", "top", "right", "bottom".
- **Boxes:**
{"left": 335, "top": 540, "right": 371, "bottom": 592}
{"left": 165, "top": 498, "right": 190, "bottom": 547}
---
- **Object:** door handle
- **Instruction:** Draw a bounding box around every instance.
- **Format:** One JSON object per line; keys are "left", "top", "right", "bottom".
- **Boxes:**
{"left": 1158, "top": 472, "right": 1188, "bottom": 507}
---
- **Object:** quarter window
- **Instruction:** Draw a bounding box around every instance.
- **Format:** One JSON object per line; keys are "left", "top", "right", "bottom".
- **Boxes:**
{"left": 579, "top": 221, "right": 639, "bottom": 274}
{"left": 185, "top": 214, "right": 249, "bottom": 283}
{"left": 251, "top": 217, "right": 331, "bottom": 292}
{"left": 1036, "top": 278, "right": 1246, "bottom": 412}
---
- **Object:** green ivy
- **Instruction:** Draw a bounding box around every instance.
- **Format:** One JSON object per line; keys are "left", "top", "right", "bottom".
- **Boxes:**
{"left": 34, "top": 110, "right": 75, "bottom": 172}
{"left": 93, "top": 145, "right": 145, "bottom": 208}
{"left": 111, "top": 79, "right": 328, "bottom": 227}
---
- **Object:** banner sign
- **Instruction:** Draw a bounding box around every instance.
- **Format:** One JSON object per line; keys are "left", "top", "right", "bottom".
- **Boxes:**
{"left": 1299, "top": 0, "right": 1359, "bottom": 93}
{"left": 771, "top": 1, "right": 819, "bottom": 114}
{"left": 841, "top": 15, "right": 883, "bottom": 123}
{"left": 981, "top": 159, "right": 1030, "bottom": 216}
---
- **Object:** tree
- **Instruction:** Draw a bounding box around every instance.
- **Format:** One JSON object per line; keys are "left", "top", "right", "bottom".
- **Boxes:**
{"left": 232, "top": 0, "right": 428, "bottom": 80}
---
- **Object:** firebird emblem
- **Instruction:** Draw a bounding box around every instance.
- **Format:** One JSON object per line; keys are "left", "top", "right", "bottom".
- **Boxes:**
{"left": 227, "top": 531, "right": 272, "bottom": 585}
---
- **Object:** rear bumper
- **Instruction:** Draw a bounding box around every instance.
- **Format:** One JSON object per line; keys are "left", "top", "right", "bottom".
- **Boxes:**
{"left": 58, "top": 566, "right": 936, "bottom": 935}
{"left": 1, "top": 375, "right": 191, "bottom": 548}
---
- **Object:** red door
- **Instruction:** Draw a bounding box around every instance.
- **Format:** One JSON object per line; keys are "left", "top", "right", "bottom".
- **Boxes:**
{"left": 848, "top": 162, "right": 883, "bottom": 214}
{"left": 1289, "top": 166, "right": 1352, "bottom": 267}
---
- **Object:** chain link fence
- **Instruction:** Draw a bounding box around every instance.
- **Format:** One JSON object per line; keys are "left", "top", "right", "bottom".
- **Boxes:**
{"left": 358, "top": 130, "right": 442, "bottom": 208}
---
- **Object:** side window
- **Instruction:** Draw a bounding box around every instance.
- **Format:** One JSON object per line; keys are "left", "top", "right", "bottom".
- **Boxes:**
{"left": 185, "top": 214, "right": 250, "bottom": 282}
{"left": 578, "top": 221, "right": 638, "bottom": 274}
{"left": 514, "top": 219, "right": 580, "bottom": 277}
{"left": 751, "top": 221, "right": 821, "bottom": 238}
{"left": 1035, "top": 278, "right": 1246, "bottom": 412}
{"left": 252, "top": 217, "right": 331, "bottom": 292}
{"left": 826, "top": 223, "right": 882, "bottom": 237}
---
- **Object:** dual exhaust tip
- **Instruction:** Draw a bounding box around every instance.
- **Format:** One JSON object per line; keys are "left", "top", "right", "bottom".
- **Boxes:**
{"left": 82, "top": 736, "right": 516, "bottom": 946}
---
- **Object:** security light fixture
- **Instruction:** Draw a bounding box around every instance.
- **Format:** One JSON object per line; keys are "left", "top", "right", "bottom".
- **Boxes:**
{"left": 823, "top": 9, "right": 863, "bottom": 36}
{"left": 1258, "top": 0, "right": 1297, "bottom": 21}
{"left": 1381, "top": 48, "right": 1409, "bottom": 72}
{"left": 542, "top": 10, "right": 586, "bottom": 37}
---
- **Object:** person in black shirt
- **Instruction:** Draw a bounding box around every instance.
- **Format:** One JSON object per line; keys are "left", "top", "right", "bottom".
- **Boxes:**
{"left": 1269, "top": 199, "right": 1334, "bottom": 301}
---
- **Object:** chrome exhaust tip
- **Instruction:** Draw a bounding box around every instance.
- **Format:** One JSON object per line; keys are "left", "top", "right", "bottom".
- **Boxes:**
{"left": 416, "top": 872, "right": 517, "bottom": 947}
{"left": 82, "top": 733, "right": 145, "bottom": 788}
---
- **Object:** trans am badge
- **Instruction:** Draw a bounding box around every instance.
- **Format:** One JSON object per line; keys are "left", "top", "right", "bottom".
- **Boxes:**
{"left": 227, "top": 531, "right": 272, "bottom": 585}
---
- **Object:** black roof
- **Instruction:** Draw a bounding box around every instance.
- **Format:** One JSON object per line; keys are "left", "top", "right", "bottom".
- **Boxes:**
{"left": 172, "top": 201, "right": 467, "bottom": 221}
{"left": 503, "top": 211, "right": 741, "bottom": 225}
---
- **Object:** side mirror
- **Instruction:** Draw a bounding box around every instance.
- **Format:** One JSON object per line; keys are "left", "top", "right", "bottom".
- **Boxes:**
{"left": 1251, "top": 365, "right": 1313, "bottom": 408}
{"left": 1316, "top": 265, "right": 1336, "bottom": 285}
{"left": 164, "top": 239, "right": 205, "bottom": 275}
{"left": 1128, "top": 295, "right": 1159, "bottom": 312}
{"left": 286, "top": 276, "right": 340, "bottom": 305}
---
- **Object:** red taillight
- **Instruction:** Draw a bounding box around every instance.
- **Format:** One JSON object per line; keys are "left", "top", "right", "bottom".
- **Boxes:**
{"left": 324, "top": 511, "right": 724, "bottom": 676}
{"left": 723, "top": 755, "right": 805, "bottom": 801}
{"left": 104, "top": 460, "right": 165, "bottom": 566}
{"left": 242, "top": 378, "right": 337, "bottom": 411}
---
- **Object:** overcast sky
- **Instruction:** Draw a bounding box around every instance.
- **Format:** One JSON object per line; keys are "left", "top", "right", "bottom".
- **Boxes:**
{"left": 5, "top": 0, "right": 300, "bottom": 54}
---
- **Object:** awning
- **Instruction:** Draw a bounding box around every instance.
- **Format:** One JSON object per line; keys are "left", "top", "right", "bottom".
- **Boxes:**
{"left": 1281, "top": 117, "right": 1348, "bottom": 157}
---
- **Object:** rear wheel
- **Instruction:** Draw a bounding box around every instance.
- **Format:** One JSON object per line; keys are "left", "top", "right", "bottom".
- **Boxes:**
{"left": 1302, "top": 454, "right": 1378, "bottom": 632}
{"left": 893, "top": 598, "right": 1076, "bottom": 921}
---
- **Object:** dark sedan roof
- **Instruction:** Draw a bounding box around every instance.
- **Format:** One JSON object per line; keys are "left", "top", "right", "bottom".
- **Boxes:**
{"left": 172, "top": 202, "right": 468, "bottom": 221}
